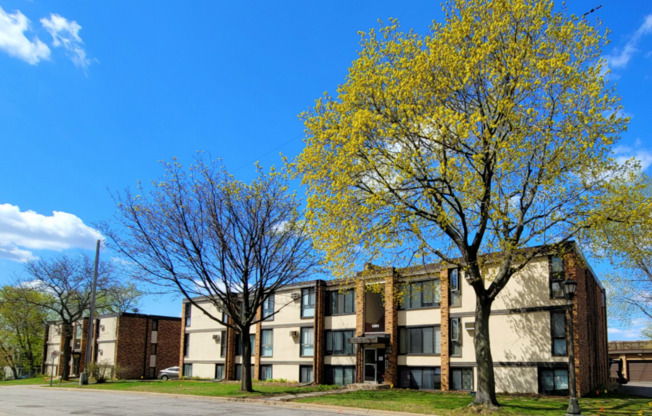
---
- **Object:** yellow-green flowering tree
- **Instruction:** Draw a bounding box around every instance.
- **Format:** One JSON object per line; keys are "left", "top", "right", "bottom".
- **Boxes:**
{"left": 297, "top": 0, "right": 629, "bottom": 406}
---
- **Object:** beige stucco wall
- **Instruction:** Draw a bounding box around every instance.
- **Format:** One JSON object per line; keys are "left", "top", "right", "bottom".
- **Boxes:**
{"left": 97, "top": 317, "right": 118, "bottom": 342}
{"left": 269, "top": 290, "right": 304, "bottom": 324}
{"left": 269, "top": 364, "right": 301, "bottom": 381}
{"left": 325, "top": 356, "right": 356, "bottom": 366}
{"left": 325, "top": 314, "right": 355, "bottom": 330}
{"left": 398, "top": 355, "right": 442, "bottom": 366}
{"left": 495, "top": 366, "right": 538, "bottom": 394}
{"left": 97, "top": 342, "right": 116, "bottom": 366}
{"left": 398, "top": 309, "right": 441, "bottom": 326}
{"left": 187, "top": 331, "right": 222, "bottom": 361}
{"left": 187, "top": 302, "right": 226, "bottom": 331}
{"left": 190, "top": 363, "right": 218, "bottom": 379}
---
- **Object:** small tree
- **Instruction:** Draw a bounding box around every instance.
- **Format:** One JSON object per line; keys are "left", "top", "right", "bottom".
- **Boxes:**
{"left": 0, "top": 286, "right": 50, "bottom": 378}
{"left": 15, "top": 254, "right": 138, "bottom": 381}
{"left": 296, "top": 0, "right": 629, "bottom": 406}
{"left": 106, "top": 159, "right": 316, "bottom": 392}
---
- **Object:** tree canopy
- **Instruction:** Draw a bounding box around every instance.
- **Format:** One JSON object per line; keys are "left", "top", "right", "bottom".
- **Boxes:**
{"left": 107, "top": 159, "right": 317, "bottom": 391}
{"left": 296, "top": 0, "right": 629, "bottom": 406}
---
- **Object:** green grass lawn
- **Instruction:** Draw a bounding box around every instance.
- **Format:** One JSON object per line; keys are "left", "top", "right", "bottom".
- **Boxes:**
{"left": 296, "top": 389, "right": 652, "bottom": 415}
{"left": 63, "top": 379, "right": 340, "bottom": 398}
{"left": 0, "top": 376, "right": 76, "bottom": 386}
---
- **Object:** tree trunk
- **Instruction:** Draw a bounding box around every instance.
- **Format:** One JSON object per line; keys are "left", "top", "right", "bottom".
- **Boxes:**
{"left": 472, "top": 295, "right": 499, "bottom": 407}
{"left": 60, "top": 323, "right": 72, "bottom": 381}
{"left": 240, "top": 327, "right": 253, "bottom": 392}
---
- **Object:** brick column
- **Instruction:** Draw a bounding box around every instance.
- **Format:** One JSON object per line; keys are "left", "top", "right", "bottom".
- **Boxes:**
{"left": 384, "top": 269, "right": 398, "bottom": 386}
{"left": 41, "top": 325, "right": 49, "bottom": 374}
{"left": 355, "top": 279, "right": 365, "bottom": 383}
{"left": 226, "top": 318, "right": 237, "bottom": 380}
{"left": 179, "top": 303, "right": 187, "bottom": 371}
{"left": 58, "top": 325, "right": 66, "bottom": 376}
{"left": 79, "top": 318, "right": 90, "bottom": 374}
{"left": 440, "top": 268, "right": 450, "bottom": 391}
{"left": 254, "top": 308, "right": 262, "bottom": 381}
{"left": 314, "top": 280, "right": 326, "bottom": 384}
{"left": 565, "top": 252, "right": 585, "bottom": 396}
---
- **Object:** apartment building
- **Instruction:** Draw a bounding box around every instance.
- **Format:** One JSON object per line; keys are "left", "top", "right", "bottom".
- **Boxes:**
{"left": 42, "top": 312, "right": 181, "bottom": 379}
{"left": 180, "top": 242, "right": 608, "bottom": 396}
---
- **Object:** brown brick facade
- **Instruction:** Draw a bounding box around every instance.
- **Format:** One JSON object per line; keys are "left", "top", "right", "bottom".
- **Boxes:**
{"left": 314, "top": 280, "right": 326, "bottom": 384}
{"left": 440, "top": 267, "right": 450, "bottom": 391}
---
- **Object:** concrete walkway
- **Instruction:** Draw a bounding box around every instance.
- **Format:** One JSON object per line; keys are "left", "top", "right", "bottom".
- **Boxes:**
{"left": 620, "top": 381, "right": 652, "bottom": 398}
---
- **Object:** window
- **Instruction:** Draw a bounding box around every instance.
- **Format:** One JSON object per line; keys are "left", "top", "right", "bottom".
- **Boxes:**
{"left": 451, "top": 368, "right": 473, "bottom": 390}
{"left": 236, "top": 334, "right": 256, "bottom": 356}
{"left": 449, "top": 269, "right": 461, "bottom": 307}
{"left": 215, "top": 364, "right": 224, "bottom": 380}
{"left": 326, "top": 289, "right": 355, "bottom": 315}
{"left": 261, "top": 329, "right": 273, "bottom": 357}
{"left": 263, "top": 295, "right": 275, "bottom": 321}
{"left": 551, "top": 311, "right": 567, "bottom": 356}
{"left": 150, "top": 343, "right": 157, "bottom": 355}
{"left": 324, "top": 366, "right": 355, "bottom": 386}
{"left": 399, "top": 326, "right": 440, "bottom": 355}
{"left": 148, "top": 367, "right": 156, "bottom": 378}
{"left": 538, "top": 367, "right": 569, "bottom": 395}
{"left": 300, "top": 327, "right": 314, "bottom": 357}
{"left": 325, "top": 330, "right": 355, "bottom": 355}
{"left": 183, "top": 364, "right": 192, "bottom": 378}
{"left": 300, "top": 365, "right": 313, "bottom": 383}
{"left": 398, "top": 367, "right": 441, "bottom": 390}
{"left": 185, "top": 304, "right": 192, "bottom": 327}
{"left": 549, "top": 256, "right": 565, "bottom": 298}
{"left": 222, "top": 309, "right": 228, "bottom": 323}
{"left": 183, "top": 334, "right": 189, "bottom": 357}
{"left": 301, "top": 288, "right": 315, "bottom": 318}
{"left": 152, "top": 319, "right": 159, "bottom": 331}
{"left": 450, "top": 318, "right": 462, "bottom": 356}
{"left": 260, "top": 365, "right": 273, "bottom": 381}
{"left": 400, "top": 280, "right": 440, "bottom": 309}
{"left": 220, "top": 330, "right": 227, "bottom": 358}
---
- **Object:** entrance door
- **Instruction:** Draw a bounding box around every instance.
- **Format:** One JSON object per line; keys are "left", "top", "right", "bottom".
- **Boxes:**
{"left": 364, "top": 348, "right": 387, "bottom": 383}
{"left": 364, "top": 349, "right": 376, "bottom": 382}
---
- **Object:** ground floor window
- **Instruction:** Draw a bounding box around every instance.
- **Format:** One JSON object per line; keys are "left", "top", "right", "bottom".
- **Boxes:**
{"left": 300, "top": 365, "right": 313, "bottom": 383}
{"left": 538, "top": 367, "right": 569, "bottom": 395}
{"left": 398, "top": 366, "right": 441, "bottom": 390}
{"left": 148, "top": 367, "right": 156, "bottom": 379}
{"left": 215, "top": 364, "right": 224, "bottom": 380}
{"left": 183, "top": 364, "right": 192, "bottom": 378}
{"left": 450, "top": 367, "right": 473, "bottom": 390}
{"left": 260, "top": 365, "right": 272, "bottom": 381}
{"left": 325, "top": 365, "right": 355, "bottom": 386}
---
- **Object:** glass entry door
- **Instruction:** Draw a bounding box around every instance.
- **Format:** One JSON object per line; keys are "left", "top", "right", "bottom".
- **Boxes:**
{"left": 364, "top": 349, "right": 377, "bottom": 382}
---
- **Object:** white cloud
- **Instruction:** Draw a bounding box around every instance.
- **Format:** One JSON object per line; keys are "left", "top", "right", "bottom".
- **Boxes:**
{"left": 613, "top": 140, "right": 652, "bottom": 171}
{"left": 0, "top": 5, "right": 50, "bottom": 65}
{"left": 0, "top": 203, "right": 103, "bottom": 262}
{"left": 608, "top": 318, "right": 650, "bottom": 341}
{"left": 606, "top": 14, "right": 652, "bottom": 69}
{"left": 40, "top": 13, "right": 90, "bottom": 72}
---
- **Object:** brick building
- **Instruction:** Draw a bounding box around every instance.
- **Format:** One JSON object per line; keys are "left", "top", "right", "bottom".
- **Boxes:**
{"left": 43, "top": 313, "right": 181, "bottom": 380}
{"left": 180, "top": 242, "right": 608, "bottom": 396}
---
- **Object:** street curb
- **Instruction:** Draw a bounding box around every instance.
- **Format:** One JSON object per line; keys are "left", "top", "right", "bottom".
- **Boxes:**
{"left": 22, "top": 384, "right": 436, "bottom": 416}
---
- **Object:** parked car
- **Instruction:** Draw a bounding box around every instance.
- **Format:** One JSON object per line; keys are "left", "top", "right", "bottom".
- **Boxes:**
{"left": 157, "top": 366, "right": 179, "bottom": 380}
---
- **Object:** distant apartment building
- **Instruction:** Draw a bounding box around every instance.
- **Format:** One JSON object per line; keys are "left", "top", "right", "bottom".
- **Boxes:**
{"left": 42, "top": 312, "right": 181, "bottom": 379}
{"left": 181, "top": 242, "right": 608, "bottom": 396}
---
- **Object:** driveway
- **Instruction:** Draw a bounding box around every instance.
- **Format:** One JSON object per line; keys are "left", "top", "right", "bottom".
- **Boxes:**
{"left": 0, "top": 386, "right": 364, "bottom": 416}
{"left": 620, "top": 381, "right": 652, "bottom": 398}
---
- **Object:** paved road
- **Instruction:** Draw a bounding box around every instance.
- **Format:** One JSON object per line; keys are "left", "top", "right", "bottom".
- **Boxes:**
{"left": 0, "top": 386, "right": 362, "bottom": 416}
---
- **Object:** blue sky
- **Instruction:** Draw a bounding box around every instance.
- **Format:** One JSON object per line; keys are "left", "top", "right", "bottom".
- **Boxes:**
{"left": 0, "top": 1, "right": 649, "bottom": 340}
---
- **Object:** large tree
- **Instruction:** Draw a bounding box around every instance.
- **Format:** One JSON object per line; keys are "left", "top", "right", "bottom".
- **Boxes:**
{"left": 16, "top": 254, "right": 139, "bottom": 380}
{"left": 296, "top": 0, "right": 628, "bottom": 406}
{"left": 586, "top": 172, "right": 652, "bottom": 337}
{"left": 106, "top": 159, "right": 316, "bottom": 392}
{"left": 0, "top": 286, "right": 50, "bottom": 379}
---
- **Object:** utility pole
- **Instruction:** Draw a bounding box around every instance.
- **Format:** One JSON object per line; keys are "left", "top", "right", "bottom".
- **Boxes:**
{"left": 80, "top": 239, "right": 100, "bottom": 385}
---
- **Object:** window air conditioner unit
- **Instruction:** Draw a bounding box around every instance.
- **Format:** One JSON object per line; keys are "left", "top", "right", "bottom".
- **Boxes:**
{"left": 99, "top": 350, "right": 103, "bottom": 356}
{"left": 100, "top": 325, "right": 105, "bottom": 331}
{"left": 290, "top": 293, "right": 301, "bottom": 301}
{"left": 289, "top": 330, "right": 299, "bottom": 338}
{"left": 464, "top": 321, "right": 475, "bottom": 331}
{"left": 212, "top": 334, "right": 221, "bottom": 342}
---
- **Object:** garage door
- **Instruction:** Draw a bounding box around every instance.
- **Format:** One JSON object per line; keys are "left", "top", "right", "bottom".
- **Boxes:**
{"left": 628, "top": 360, "right": 652, "bottom": 382}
